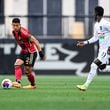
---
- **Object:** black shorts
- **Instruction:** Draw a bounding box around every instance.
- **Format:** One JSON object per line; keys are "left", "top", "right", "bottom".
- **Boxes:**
{"left": 18, "top": 52, "right": 37, "bottom": 67}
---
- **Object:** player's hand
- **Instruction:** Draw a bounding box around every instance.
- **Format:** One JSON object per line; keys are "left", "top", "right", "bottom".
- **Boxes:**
{"left": 77, "top": 41, "right": 85, "bottom": 47}
{"left": 39, "top": 51, "right": 45, "bottom": 60}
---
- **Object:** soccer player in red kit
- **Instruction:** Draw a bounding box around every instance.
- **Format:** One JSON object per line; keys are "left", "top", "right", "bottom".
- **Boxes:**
{"left": 12, "top": 18, "right": 44, "bottom": 89}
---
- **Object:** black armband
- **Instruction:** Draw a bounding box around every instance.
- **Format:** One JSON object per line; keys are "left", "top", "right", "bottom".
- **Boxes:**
{"left": 39, "top": 51, "right": 44, "bottom": 59}
{"left": 87, "top": 40, "right": 89, "bottom": 44}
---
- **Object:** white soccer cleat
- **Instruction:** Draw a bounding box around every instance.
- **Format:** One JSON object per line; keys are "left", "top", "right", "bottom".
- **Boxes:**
{"left": 76, "top": 84, "right": 88, "bottom": 91}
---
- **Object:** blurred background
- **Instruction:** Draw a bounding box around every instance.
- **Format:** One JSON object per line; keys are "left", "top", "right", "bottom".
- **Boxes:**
{"left": 0, "top": 0, "right": 110, "bottom": 75}
{"left": 0, "top": 0, "right": 110, "bottom": 38}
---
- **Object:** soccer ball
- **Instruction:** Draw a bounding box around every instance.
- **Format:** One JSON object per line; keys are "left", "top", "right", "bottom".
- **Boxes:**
{"left": 1, "top": 79, "right": 12, "bottom": 89}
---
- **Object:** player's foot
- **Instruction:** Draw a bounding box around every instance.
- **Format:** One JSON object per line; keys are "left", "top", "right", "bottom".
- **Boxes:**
{"left": 12, "top": 82, "right": 21, "bottom": 88}
{"left": 76, "top": 84, "right": 88, "bottom": 91}
{"left": 23, "top": 85, "right": 36, "bottom": 89}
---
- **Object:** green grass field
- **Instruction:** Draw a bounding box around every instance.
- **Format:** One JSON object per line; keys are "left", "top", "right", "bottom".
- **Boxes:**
{"left": 0, "top": 75, "right": 110, "bottom": 110}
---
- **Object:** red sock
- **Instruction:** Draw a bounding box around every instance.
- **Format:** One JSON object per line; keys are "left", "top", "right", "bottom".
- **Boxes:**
{"left": 15, "top": 66, "right": 22, "bottom": 82}
{"left": 27, "top": 72, "right": 36, "bottom": 86}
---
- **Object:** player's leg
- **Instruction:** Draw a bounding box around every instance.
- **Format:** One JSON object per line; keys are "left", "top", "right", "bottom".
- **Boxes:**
{"left": 77, "top": 61, "right": 98, "bottom": 91}
{"left": 23, "top": 52, "right": 37, "bottom": 89}
{"left": 77, "top": 50, "right": 108, "bottom": 91}
{"left": 83, "top": 60, "right": 99, "bottom": 86}
{"left": 13, "top": 58, "right": 24, "bottom": 88}
{"left": 23, "top": 66, "right": 36, "bottom": 89}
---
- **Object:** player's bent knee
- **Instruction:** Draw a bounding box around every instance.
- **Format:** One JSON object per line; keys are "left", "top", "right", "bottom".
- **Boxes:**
{"left": 14, "top": 59, "right": 24, "bottom": 66}
{"left": 14, "top": 62, "right": 22, "bottom": 66}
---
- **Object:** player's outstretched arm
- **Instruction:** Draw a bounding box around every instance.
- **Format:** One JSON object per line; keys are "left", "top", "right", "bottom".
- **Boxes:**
{"left": 77, "top": 41, "right": 89, "bottom": 47}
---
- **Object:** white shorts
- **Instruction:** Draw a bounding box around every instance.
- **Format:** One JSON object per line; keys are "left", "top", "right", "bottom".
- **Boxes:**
{"left": 97, "top": 49, "right": 109, "bottom": 64}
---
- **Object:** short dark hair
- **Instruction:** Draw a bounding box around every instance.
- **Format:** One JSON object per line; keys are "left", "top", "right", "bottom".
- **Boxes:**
{"left": 12, "top": 18, "right": 20, "bottom": 23}
{"left": 95, "top": 6, "right": 104, "bottom": 16}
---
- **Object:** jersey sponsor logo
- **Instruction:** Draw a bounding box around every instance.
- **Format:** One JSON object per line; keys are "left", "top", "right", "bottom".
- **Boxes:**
{"left": 98, "top": 33, "right": 105, "bottom": 40}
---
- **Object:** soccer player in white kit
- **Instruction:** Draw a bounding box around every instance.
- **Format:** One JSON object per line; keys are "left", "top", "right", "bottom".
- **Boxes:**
{"left": 76, "top": 6, "right": 110, "bottom": 91}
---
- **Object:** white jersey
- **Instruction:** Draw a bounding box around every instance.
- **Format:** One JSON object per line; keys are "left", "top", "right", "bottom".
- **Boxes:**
{"left": 88, "top": 18, "right": 110, "bottom": 51}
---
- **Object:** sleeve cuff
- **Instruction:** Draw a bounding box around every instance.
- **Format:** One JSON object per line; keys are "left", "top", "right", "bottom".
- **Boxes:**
{"left": 84, "top": 41, "right": 89, "bottom": 45}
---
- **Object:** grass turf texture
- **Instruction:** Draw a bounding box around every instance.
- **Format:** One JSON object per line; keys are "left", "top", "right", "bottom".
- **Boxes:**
{"left": 0, "top": 75, "right": 110, "bottom": 110}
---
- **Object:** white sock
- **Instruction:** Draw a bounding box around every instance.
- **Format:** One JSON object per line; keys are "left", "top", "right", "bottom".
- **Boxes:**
{"left": 84, "top": 63, "right": 98, "bottom": 86}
